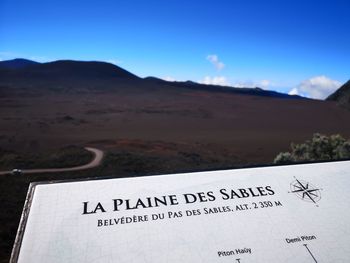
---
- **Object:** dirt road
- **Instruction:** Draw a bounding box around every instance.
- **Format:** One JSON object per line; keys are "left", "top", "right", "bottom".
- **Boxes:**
{"left": 0, "top": 147, "right": 104, "bottom": 175}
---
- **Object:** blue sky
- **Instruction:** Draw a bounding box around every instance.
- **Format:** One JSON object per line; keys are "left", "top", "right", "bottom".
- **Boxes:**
{"left": 0, "top": 0, "right": 349, "bottom": 98}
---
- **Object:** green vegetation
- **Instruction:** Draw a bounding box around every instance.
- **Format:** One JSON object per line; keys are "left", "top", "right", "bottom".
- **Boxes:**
{"left": 274, "top": 133, "right": 350, "bottom": 164}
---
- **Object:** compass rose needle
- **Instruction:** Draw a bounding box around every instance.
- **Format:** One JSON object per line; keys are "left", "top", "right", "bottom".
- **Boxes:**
{"left": 291, "top": 179, "right": 320, "bottom": 203}
{"left": 293, "top": 185, "right": 303, "bottom": 191}
{"left": 303, "top": 191, "right": 316, "bottom": 203}
{"left": 296, "top": 179, "right": 307, "bottom": 190}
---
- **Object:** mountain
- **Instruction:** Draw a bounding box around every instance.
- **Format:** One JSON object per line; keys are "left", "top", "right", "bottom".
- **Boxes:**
{"left": 0, "top": 59, "right": 139, "bottom": 81}
{"left": 144, "top": 76, "right": 299, "bottom": 99}
{"left": 30, "top": 60, "right": 140, "bottom": 79}
{"left": 326, "top": 80, "right": 350, "bottom": 109}
{"left": 159, "top": 79, "right": 299, "bottom": 99}
{"left": 0, "top": 58, "right": 350, "bottom": 169}
{"left": 0, "top": 58, "right": 40, "bottom": 69}
{"left": 0, "top": 59, "right": 143, "bottom": 94}
{"left": 0, "top": 58, "right": 300, "bottom": 99}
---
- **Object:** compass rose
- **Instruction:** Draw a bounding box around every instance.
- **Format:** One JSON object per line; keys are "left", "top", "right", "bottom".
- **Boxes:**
{"left": 290, "top": 177, "right": 322, "bottom": 204}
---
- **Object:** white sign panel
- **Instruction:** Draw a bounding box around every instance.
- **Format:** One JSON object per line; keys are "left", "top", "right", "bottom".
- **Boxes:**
{"left": 11, "top": 161, "right": 350, "bottom": 262}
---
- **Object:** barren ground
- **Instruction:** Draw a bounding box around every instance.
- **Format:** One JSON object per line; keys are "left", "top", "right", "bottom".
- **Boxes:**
{"left": 1, "top": 87, "right": 350, "bottom": 261}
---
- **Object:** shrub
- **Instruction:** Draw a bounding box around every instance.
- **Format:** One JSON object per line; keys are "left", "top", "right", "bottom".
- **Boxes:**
{"left": 274, "top": 152, "right": 294, "bottom": 164}
{"left": 274, "top": 133, "right": 350, "bottom": 164}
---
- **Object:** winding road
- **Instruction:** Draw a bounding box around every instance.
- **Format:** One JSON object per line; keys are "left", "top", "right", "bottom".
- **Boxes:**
{"left": 0, "top": 147, "right": 104, "bottom": 175}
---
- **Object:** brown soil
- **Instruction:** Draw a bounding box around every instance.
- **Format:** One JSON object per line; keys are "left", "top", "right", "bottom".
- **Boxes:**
{"left": 1, "top": 89, "right": 349, "bottom": 163}
{"left": 1, "top": 87, "right": 350, "bottom": 262}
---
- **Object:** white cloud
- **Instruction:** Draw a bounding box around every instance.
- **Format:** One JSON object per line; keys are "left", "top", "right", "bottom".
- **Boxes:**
{"left": 232, "top": 79, "right": 271, "bottom": 89}
{"left": 163, "top": 76, "right": 177, "bottom": 82}
{"left": 289, "top": 76, "right": 342, "bottom": 99}
{"left": 259, "top": 79, "right": 270, "bottom": 88}
{"left": 206, "top": 54, "right": 225, "bottom": 71}
{"left": 199, "top": 77, "right": 274, "bottom": 89}
{"left": 199, "top": 76, "right": 230, "bottom": 86}
{"left": 288, "top": 87, "right": 299, "bottom": 96}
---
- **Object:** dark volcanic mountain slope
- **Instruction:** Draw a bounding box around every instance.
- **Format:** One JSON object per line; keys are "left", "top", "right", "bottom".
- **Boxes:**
{"left": 143, "top": 77, "right": 301, "bottom": 99}
{"left": 30, "top": 60, "right": 140, "bottom": 79}
{"left": 327, "top": 80, "right": 350, "bottom": 109}
{"left": 0, "top": 59, "right": 349, "bottom": 165}
{"left": 0, "top": 60, "right": 139, "bottom": 80}
{"left": 0, "top": 59, "right": 142, "bottom": 93}
{"left": 0, "top": 58, "right": 301, "bottom": 99}
{"left": 0, "top": 58, "right": 39, "bottom": 69}
{"left": 153, "top": 78, "right": 300, "bottom": 99}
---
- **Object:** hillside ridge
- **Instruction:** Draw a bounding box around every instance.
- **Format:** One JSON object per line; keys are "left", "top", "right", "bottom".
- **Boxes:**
{"left": 326, "top": 80, "right": 350, "bottom": 109}
{"left": 0, "top": 58, "right": 302, "bottom": 99}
